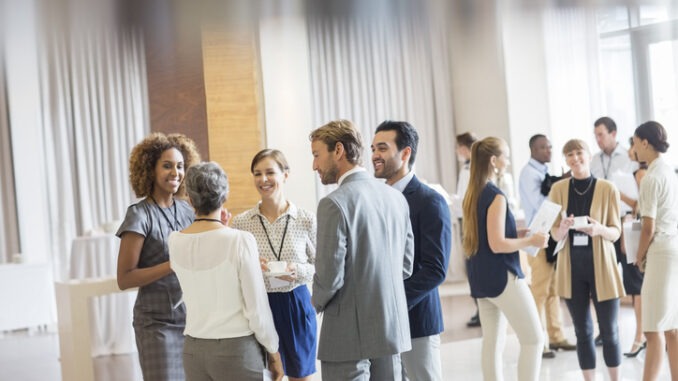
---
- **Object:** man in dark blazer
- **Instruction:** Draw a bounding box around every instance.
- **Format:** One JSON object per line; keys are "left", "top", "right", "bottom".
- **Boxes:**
{"left": 372, "top": 120, "right": 452, "bottom": 381}
{"left": 309, "top": 119, "right": 414, "bottom": 381}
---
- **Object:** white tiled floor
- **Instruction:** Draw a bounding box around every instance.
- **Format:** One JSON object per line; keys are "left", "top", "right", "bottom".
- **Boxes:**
{"left": 0, "top": 286, "right": 672, "bottom": 380}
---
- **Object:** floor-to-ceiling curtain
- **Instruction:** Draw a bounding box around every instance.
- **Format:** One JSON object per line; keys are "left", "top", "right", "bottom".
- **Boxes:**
{"left": 542, "top": 7, "right": 603, "bottom": 162}
{"left": 307, "top": 1, "right": 456, "bottom": 196}
{"left": 0, "top": 39, "right": 21, "bottom": 264}
{"left": 38, "top": 0, "right": 149, "bottom": 280}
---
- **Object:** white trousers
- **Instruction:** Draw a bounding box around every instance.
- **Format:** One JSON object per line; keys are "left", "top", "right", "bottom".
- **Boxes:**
{"left": 401, "top": 335, "right": 442, "bottom": 381}
{"left": 478, "top": 273, "right": 543, "bottom": 381}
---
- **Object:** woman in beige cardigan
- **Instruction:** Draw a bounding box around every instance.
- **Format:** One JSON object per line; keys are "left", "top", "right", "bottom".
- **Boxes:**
{"left": 549, "top": 139, "right": 624, "bottom": 381}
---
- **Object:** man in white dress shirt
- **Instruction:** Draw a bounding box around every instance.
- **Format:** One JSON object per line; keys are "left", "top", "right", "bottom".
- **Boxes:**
{"left": 591, "top": 117, "right": 637, "bottom": 184}
{"left": 519, "top": 134, "right": 576, "bottom": 358}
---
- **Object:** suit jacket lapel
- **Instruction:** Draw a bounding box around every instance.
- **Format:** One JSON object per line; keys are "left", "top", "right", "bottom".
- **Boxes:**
{"left": 403, "top": 174, "right": 420, "bottom": 196}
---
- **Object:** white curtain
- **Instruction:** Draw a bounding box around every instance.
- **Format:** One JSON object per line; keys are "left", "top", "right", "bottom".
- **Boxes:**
{"left": 307, "top": 1, "right": 456, "bottom": 196}
{"left": 0, "top": 43, "right": 21, "bottom": 264}
{"left": 38, "top": 0, "right": 149, "bottom": 280}
{"left": 542, "top": 7, "right": 603, "bottom": 165}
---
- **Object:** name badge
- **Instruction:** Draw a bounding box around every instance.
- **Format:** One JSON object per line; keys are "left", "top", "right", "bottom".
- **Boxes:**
{"left": 573, "top": 233, "right": 589, "bottom": 247}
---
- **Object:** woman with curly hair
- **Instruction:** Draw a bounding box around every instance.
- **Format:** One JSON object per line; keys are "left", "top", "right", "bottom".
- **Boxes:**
{"left": 116, "top": 132, "right": 201, "bottom": 381}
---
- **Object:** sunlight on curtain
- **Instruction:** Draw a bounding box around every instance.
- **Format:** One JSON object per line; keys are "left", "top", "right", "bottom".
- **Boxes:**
{"left": 307, "top": 1, "right": 456, "bottom": 197}
{"left": 542, "top": 7, "right": 603, "bottom": 170}
{"left": 39, "top": 0, "right": 149, "bottom": 280}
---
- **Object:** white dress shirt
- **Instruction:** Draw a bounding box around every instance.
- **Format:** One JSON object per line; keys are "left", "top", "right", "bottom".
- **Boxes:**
{"left": 519, "top": 158, "right": 549, "bottom": 225}
{"left": 591, "top": 143, "right": 636, "bottom": 180}
{"left": 392, "top": 170, "right": 415, "bottom": 193}
{"left": 591, "top": 143, "right": 639, "bottom": 215}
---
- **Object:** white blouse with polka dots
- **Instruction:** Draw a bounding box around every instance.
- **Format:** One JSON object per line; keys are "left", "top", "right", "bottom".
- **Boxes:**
{"left": 232, "top": 202, "right": 316, "bottom": 293}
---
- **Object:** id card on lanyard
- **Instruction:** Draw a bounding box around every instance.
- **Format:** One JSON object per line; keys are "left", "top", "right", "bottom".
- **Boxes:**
{"left": 573, "top": 233, "right": 589, "bottom": 246}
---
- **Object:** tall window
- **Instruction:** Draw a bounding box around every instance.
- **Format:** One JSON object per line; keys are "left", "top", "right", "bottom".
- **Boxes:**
{"left": 597, "top": 5, "right": 678, "bottom": 166}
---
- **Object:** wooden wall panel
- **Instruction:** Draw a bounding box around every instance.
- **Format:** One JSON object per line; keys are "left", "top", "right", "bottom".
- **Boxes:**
{"left": 201, "top": 23, "right": 264, "bottom": 216}
{"left": 139, "top": 0, "right": 210, "bottom": 158}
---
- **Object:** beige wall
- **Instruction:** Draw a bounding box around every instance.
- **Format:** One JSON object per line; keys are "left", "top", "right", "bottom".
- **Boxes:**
{"left": 448, "top": 1, "right": 511, "bottom": 145}
{"left": 501, "top": 2, "right": 554, "bottom": 184}
{"left": 259, "top": 1, "right": 318, "bottom": 212}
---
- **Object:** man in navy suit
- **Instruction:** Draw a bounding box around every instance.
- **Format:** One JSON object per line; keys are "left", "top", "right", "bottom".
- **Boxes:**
{"left": 372, "top": 120, "right": 452, "bottom": 381}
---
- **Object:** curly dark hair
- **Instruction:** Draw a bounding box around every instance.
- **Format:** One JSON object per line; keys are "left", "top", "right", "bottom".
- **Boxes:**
{"left": 128, "top": 132, "right": 201, "bottom": 198}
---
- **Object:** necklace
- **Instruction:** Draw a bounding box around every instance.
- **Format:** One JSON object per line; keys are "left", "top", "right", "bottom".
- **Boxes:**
{"left": 194, "top": 218, "right": 222, "bottom": 223}
{"left": 257, "top": 214, "right": 291, "bottom": 261}
{"left": 571, "top": 177, "right": 593, "bottom": 196}
{"left": 149, "top": 195, "right": 178, "bottom": 231}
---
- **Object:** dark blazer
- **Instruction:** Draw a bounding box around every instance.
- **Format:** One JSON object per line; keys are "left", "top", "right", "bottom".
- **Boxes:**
{"left": 402, "top": 175, "right": 452, "bottom": 338}
{"left": 312, "top": 171, "right": 414, "bottom": 361}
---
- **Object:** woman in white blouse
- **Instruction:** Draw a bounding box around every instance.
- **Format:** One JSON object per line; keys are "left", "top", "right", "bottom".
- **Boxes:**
{"left": 632, "top": 121, "right": 678, "bottom": 381}
{"left": 232, "top": 149, "right": 317, "bottom": 381}
{"left": 168, "top": 162, "right": 283, "bottom": 381}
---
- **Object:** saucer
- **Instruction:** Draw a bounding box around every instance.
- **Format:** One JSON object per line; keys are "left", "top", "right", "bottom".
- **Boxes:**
{"left": 265, "top": 271, "right": 293, "bottom": 277}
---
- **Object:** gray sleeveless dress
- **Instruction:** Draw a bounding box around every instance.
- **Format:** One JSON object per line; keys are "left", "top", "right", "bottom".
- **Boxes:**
{"left": 117, "top": 198, "right": 194, "bottom": 380}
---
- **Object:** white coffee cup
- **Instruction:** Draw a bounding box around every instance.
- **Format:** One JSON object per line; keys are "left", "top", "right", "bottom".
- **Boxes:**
{"left": 267, "top": 261, "right": 287, "bottom": 273}
{"left": 573, "top": 216, "right": 588, "bottom": 228}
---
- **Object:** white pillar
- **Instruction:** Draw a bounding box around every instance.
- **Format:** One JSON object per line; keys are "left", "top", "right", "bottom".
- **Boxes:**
{"left": 259, "top": 1, "right": 318, "bottom": 212}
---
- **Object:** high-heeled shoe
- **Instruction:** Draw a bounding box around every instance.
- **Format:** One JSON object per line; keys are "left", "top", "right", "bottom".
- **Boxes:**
{"left": 624, "top": 341, "right": 647, "bottom": 358}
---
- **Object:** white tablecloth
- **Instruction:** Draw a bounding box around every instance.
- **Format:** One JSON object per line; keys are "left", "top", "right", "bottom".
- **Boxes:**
{"left": 70, "top": 234, "right": 137, "bottom": 356}
{"left": 0, "top": 263, "right": 56, "bottom": 331}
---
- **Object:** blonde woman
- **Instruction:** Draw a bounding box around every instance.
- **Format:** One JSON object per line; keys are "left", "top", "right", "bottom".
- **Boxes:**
{"left": 463, "top": 137, "right": 547, "bottom": 381}
{"left": 549, "top": 139, "right": 623, "bottom": 381}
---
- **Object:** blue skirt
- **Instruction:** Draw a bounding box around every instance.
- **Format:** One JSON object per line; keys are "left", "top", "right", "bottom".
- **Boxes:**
{"left": 267, "top": 285, "right": 317, "bottom": 378}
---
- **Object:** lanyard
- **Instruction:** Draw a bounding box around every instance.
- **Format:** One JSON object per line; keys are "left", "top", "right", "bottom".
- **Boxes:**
{"left": 600, "top": 153, "right": 613, "bottom": 179}
{"left": 149, "top": 196, "right": 178, "bottom": 231}
{"left": 258, "top": 214, "right": 291, "bottom": 261}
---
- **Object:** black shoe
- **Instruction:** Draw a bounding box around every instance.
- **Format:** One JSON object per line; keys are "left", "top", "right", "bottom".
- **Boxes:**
{"left": 624, "top": 341, "right": 646, "bottom": 358}
{"left": 542, "top": 350, "right": 556, "bottom": 359}
{"left": 595, "top": 335, "right": 603, "bottom": 346}
{"left": 466, "top": 313, "right": 481, "bottom": 327}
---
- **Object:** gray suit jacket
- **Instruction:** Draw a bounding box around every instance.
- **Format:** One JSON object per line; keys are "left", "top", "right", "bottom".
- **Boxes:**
{"left": 312, "top": 170, "right": 414, "bottom": 361}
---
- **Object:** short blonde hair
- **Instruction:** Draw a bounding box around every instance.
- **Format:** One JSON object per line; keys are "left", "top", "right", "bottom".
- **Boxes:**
{"left": 562, "top": 139, "right": 590, "bottom": 156}
{"left": 309, "top": 119, "right": 363, "bottom": 165}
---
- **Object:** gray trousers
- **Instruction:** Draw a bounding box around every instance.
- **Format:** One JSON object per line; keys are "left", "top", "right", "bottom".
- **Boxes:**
{"left": 183, "top": 335, "right": 265, "bottom": 381}
{"left": 321, "top": 354, "right": 402, "bottom": 381}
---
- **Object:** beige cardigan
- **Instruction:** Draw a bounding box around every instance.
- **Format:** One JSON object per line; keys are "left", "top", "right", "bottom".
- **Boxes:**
{"left": 549, "top": 178, "right": 625, "bottom": 301}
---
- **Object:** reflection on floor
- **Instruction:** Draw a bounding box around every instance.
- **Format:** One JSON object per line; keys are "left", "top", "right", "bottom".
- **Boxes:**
{"left": 0, "top": 282, "right": 671, "bottom": 380}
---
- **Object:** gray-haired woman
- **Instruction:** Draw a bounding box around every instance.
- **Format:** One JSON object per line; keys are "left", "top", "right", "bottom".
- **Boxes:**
{"left": 168, "top": 162, "right": 283, "bottom": 381}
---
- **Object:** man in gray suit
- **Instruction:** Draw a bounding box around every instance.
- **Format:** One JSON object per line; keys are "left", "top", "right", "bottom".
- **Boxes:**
{"left": 309, "top": 119, "right": 414, "bottom": 381}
